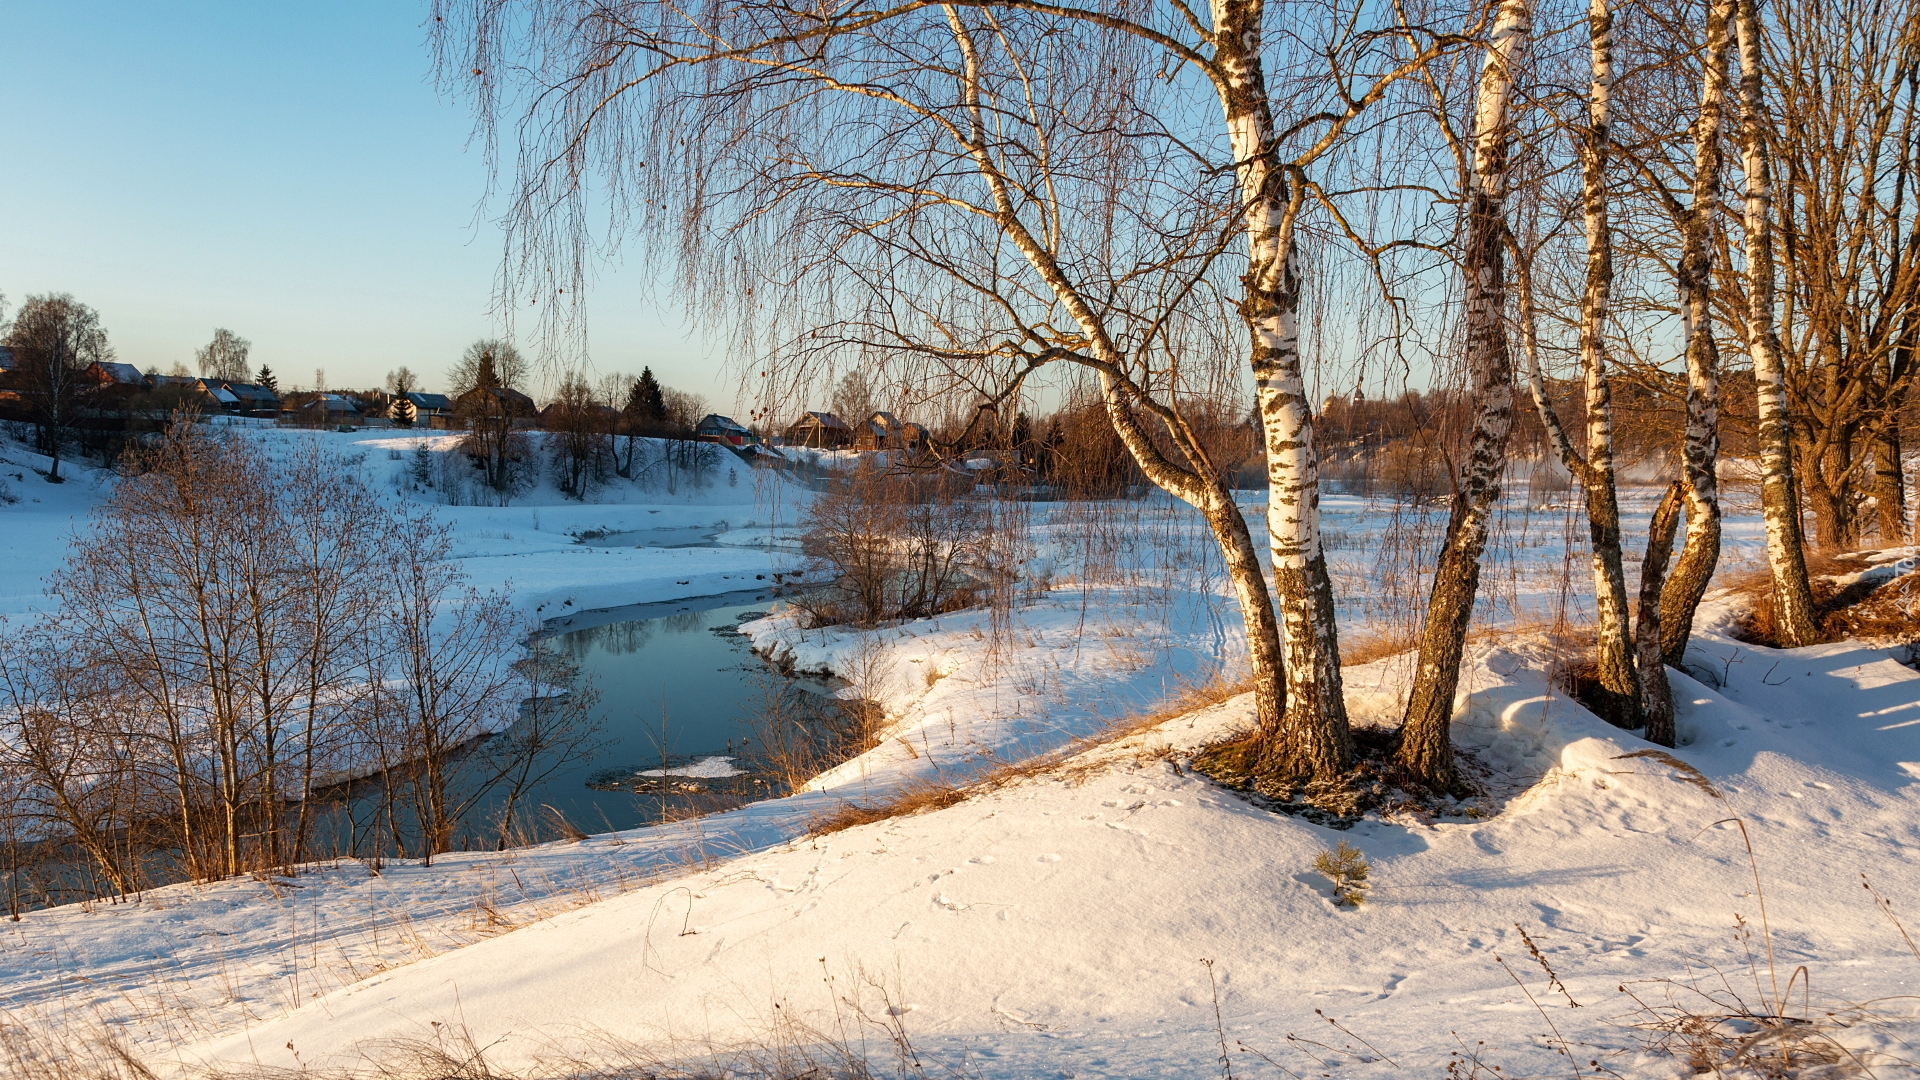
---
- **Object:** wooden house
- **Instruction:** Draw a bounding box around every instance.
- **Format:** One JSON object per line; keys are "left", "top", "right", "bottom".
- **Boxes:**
{"left": 298, "top": 393, "right": 364, "bottom": 426}
{"left": 696, "top": 414, "right": 760, "bottom": 447}
{"left": 453, "top": 386, "right": 539, "bottom": 424}
{"left": 851, "top": 411, "right": 932, "bottom": 455}
{"left": 782, "top": 410, "right": 853, "bottom": 449}
{"left": 213, "top": 381, "right": 281, "bottom": 415}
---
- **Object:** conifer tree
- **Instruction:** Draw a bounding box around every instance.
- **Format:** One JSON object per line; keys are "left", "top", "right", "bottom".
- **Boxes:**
{"left": 626, "top": 367, "right": 667, "bottom": 427}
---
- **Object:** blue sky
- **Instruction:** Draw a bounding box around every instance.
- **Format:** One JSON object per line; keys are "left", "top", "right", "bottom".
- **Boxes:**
{"left": 0, "top": 1, "right": 723, "bottom": 404}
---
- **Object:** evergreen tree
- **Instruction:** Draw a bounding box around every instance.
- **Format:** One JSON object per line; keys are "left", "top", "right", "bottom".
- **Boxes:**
{"left": 390, "top": 396, "right": 419, "bottom": 427}
{"left": 256, "top": 365, "right": 278, "bottom": 393}
{"left": 626, "top": 367, "right": 667, "bottom": 425}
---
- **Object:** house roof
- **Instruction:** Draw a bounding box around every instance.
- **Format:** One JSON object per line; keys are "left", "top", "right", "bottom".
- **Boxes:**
{"left": 697, "top": 413, "right": 752, "bottom": 434}
{"left": 202, "top": 382, "right": 241, "bottom": 405}
{"left": 454, "top": 386, "right": 537, "bottom": 414}
{"left": 223, "top": 382, "right": 281, "bottom": 405}
{"left": 302, "top": 393, "right": 362, "bottom": 413}
{"left": 406, "top": 392, "right": 452, "bottom": 411}
{"left": 91, "top": 362, "right": 147, "bottom": 385}
{"left": 792, "top": 411, "right": 850, "bottom": 430}
{"left": 148, "top": 374, "right": 207, "bottom": 389}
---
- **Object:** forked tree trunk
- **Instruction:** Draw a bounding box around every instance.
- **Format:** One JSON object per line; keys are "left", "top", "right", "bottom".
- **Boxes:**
{"left": 1735, "top": 0, "right": 1820, "bottom": 645}
{"left": 1806, "top": 462, "right": 1858, "bottom": 550}
{"left": 1636, "top": 481, "right": 1685, "bottom": 746}
{"left": 1658, "top": 0, "right": 1732, "bottom": 670}
{"left": 1214, "top": 0, "right": 1354, "bottom": 781}
{"left": 1397, "top": 0, "right": 1530, "bottom": 793}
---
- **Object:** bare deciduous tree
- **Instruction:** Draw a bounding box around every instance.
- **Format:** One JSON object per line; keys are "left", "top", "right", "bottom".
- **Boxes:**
{"left": 4, "top": 293, "right": 112, "bottom": 482}
{"left": 1732, "top": 0, "right": 1819, "bottom": 646}
{"left": 0, "top": 420, "right": 596, "bottom": 894}
{"left": 451, "top": 338, "right": 532, "bottom": 492}
{"left": 434, "top": 0, "right": 1478, "bottom": 794}
{"left": 196, "top": 327, "right": 252, "bottom": 384}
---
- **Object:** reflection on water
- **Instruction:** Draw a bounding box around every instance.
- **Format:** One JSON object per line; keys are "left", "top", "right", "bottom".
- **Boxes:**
{"left": 492, "top": 591, "right": 838, "bottom": 835}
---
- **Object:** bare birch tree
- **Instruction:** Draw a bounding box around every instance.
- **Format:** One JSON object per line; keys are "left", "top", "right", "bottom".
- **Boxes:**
{"left": 1724, "top": 0, "right": 1920, "bottom": 551}
{"left": 1733, "top": 0, "right": 1819, "bottom": 646}
{"left": 1396, "top": 0, "right": 1531, "bottom": 792}
{"left": 1517, "top": 0, "right": 1643, "bottom": 728}
{"left": 196, "top": 328, "right": 252, "bottom": 383}
{"left": 4, "top": 294, "right": 111, "bottom": 482}
{"left": 434, "top": 0, "right": 1474, "bottom": 791}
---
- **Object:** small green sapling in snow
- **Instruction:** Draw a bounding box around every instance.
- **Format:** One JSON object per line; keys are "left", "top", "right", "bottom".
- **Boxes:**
{"left": 1315, "top": 841, "right": 1370, "bottom": 907}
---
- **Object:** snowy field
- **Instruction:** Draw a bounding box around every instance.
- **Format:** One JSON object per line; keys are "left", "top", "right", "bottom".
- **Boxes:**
{"left": 0, "top": 427, "right": 1915, "bottom": 1077}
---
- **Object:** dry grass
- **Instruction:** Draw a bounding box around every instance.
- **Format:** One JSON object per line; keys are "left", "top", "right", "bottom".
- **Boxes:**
{"left": 1720, "top": 551, "right": 1920, "bottom": 649}
{"left": 1, "top": 970, "right": 968, "bottom": 1080}
{"left": 1338, "top": 628, "right": 1420, "bottom": 668}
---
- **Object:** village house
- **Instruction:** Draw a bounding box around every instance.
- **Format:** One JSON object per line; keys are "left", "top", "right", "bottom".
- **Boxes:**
{"left": 695, "top": 413, "right": 759, "bottom": 448}
{"left": 404, "top": 391, "right": 455, "bottom": 427}
{"left": 297, "top": 393, "right": 364, "bottom": 426}
{"left": 782, "top": 410, "right": 853, "bottom": 449}
{"left": 851, "top": 410, "right": 932, "bottom": 456}
{"left": 213, "top": 381, "right": 283, "bottom": 416}
{"left": 85, "top": 361, "right": 147, "bottom": 388}
{"left": 452, "top": 385, "right": 539, "bottom": 427}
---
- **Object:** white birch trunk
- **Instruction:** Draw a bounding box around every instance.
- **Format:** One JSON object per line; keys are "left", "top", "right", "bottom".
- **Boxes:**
{"left": 1211, "top": 0, "right": 1354, "bottom": 781}
{"left": 1657, "top": 0, "right": 1732, "bottom": 673}
{"left": 941, "top": 7, "right": 1293, "bottom": 741}
{"left": 1574, "top": 0, "right": 1640, "bottom": 727}
{"left": 1734, "top": 0, "right": 1820, "bottom": 645}
{"left": 1397, "top": 0, "right": 1531, "bottom": 791}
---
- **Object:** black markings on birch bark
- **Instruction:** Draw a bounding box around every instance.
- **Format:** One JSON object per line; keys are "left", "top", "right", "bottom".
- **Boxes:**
{"left": 1212, "top": 0, "right": 1354, "bottom": 780}
{"left": 1517, "top": 0, "right": 1639, "bottom": 728}
{"left": 1397, "top": 0, "right": 1530, "bottom": 793}
{"left": 1636, "top": 481, "right": 1685, "bottom": 747}
{"left": 1735, "top": 0, "right": 1820, "bottom": 646}
{"left": 1659, "top": 0, "right": 1732, "bottom": 671}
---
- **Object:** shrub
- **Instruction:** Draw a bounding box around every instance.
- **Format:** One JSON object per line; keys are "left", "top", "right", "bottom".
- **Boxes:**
{"left": 794, "top": 461, "right": 989, "bottom": 628}
{"left": 1314, "top": 840, "right": 1370, "bottom": 907}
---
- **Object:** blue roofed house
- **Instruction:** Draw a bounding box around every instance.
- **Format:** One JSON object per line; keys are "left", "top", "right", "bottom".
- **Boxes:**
{"left": 695, "top": 413, "right": 760, "bottom": 448}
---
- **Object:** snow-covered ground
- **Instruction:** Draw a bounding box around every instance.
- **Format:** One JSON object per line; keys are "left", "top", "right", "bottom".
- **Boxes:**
{"left": 1, "top": 428, "right": 1914, "bottom": 1076}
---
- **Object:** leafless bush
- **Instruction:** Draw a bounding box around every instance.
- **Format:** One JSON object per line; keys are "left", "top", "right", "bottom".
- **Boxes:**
{"left": 794, "top": 462, "right": 989, "bottom": 629}
{"left": 0, "top": 420, "right": 598, "bottom": 903}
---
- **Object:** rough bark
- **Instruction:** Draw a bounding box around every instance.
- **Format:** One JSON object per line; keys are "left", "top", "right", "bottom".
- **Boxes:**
{"left": 943, "top": 10, "right": 1297, "bottom": 745}
{"left": 1517, "top": 249, "right": 1637, "bottom": 729}
{"left": 1213, "top": 0, "right": 1353, "bottom": 780}
{"left": 1735, "top": 0, "right": 1821, "bottom": 645}
{"left": 1397, "top": 0, "right": 1530, "bottom": 793}
{"left": 1875, "top": 383, "right": 1907, "bottom": 542}
{"left": 1659, "top": 0, "right": 1733, "bottom": 669}
{"left": 1636, "top": 480, "right": 1685, "bottom": 746}
{"left": 1572, "top": 0, "right": 1639, "bottom": 728}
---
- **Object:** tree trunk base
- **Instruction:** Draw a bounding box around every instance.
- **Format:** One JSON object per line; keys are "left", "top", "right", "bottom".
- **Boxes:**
{"left": 1191, "top": 724, "right": 1478, "bottom": 826}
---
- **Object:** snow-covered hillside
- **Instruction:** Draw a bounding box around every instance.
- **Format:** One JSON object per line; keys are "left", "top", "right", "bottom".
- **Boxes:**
{"left": 1, "top": 428, "right": 1915, "bottom": 1077}
{"left": 0, "top": 427, "right": 812, "bottom": 621}
{"left": 141, "top": 613, "right": 1918, "bottom": 1077}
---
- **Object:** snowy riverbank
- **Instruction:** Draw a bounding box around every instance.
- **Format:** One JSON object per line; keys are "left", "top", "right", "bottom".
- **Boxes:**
{"left": 2, "top": 428, "right": 1915, "bottom": 1077}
